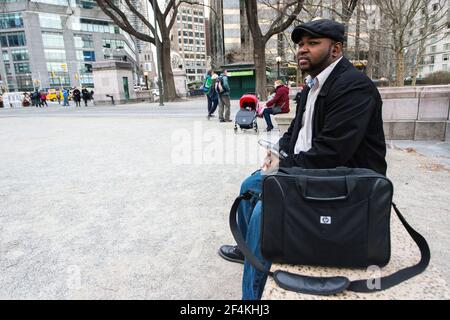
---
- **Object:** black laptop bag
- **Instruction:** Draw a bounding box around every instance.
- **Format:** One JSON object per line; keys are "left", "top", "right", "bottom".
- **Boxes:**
{"left": 229, "top": 167, "right": 430, "bottom": 295}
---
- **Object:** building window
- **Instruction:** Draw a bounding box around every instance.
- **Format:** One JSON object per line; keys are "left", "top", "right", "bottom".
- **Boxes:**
{"left": 4, "top": 63, "right": 11, "bottom": 74}
{"left": 430, "top": 45, "right": 436, "bottom": 53}
{"left": 0, "top": 32, "right": 26, "bottom": 47}
{"left": 430, "top": 55, "right": 435, "bottom": 64}
{"left": 429, "top": 65, "right": 434, "bottom": 72}
{"left": 14, "top": 62, "right": 30, "bottom": 73}
{"left": 82, "top": 51, "right": 95, "bottom": 61}
{"left": 444, "top": 43, "right": 450, "bottom": 50}
{"left": 48, "top": 73, "right": 70, "bottom": 86}
{"left": 443, "top": 54, "right": 449, "bottom": 61}
{"left": 432, "top": 3, "right": 438, "bottom": 11}
{"left": 80, "top": 18, "right": 113, "bottom": 33}
{"left": 47, "top": 62, "right": 68, "bottom": 72}
{"left": 80, "top": 0, "right": 96, "bottom": 9}
{"left": 2, "top": 50, "right": 9, "bottom": 62}
{"left": 16, "top": 74, "right": 33, "bottom": 91}
{"left": 0, "top": 13, "right": 23, "bottom": 29}
{"left": 31, "top": 0, "right": 71, "bottom": 4}
{"left": 42, "top": 32, "right": 64, "bottom": 48}
{"left": 443, "top": 64, "right": 448, "bottom": 71}
{"left": 44, "top": 49, "right": 66, "bottom": 61}
{"left": 74, "top": 34, "right": 93, "bottom": 48}
{"left": 11, "top": 48, "right": 29, "bottom": 61}
{"left": 39, "top": 13, "right": 62, "bottom": 29}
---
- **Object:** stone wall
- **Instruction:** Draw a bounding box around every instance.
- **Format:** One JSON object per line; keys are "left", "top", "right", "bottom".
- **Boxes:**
{"left": 277, "top": 85, "right": 450, "bottom": 141}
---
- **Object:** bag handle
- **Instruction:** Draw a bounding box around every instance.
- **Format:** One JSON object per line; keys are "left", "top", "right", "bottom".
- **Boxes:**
{"left": 230, "top": 194, "right": 430, "bottom": 296}
{"left": 296, "top": 176, "right": 357, "bottom": 201}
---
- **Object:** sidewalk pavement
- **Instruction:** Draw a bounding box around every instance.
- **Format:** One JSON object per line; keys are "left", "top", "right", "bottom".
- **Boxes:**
{"left": 0, "top": 100, "right": 448, "bottom": 299}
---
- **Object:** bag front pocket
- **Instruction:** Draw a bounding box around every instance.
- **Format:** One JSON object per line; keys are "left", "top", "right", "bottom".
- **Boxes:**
{"left": 284, "top": 197, "right": 369, "bottom": 268}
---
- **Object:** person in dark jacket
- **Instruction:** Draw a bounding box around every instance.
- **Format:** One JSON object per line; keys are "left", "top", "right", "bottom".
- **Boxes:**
{"left": 72, "top": 88, "right": 81, "bottom": 107}
{"left": 207, "top": 73, "right": 219, "bottom": 120}
{"left": 263, "top": 80, "right": 290, "bottom": 131}
{"left": 81, "top": 88, "right": 90, "bottom": 107}
{"left": 218, "top": 19, "right": 387, "bottom": 300}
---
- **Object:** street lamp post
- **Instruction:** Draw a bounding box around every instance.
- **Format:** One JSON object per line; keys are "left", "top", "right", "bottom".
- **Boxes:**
{"left": 276, "top": 56, "right": 281, "bottom": 79}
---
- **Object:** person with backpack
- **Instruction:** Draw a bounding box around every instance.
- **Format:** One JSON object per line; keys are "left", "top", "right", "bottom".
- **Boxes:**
{"left": 207, "top": 73, "right": 219, "bottom": 120}
{"left": 217, "top": 69, "right": 231, "bottom": 122}
{"left": 202, "top": 70, "right": 213, "bottom": 117}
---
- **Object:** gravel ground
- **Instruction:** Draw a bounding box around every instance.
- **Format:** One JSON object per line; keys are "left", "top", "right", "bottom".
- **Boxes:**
{"left": 0, "top": 102, "right": 448, "bottom": 299}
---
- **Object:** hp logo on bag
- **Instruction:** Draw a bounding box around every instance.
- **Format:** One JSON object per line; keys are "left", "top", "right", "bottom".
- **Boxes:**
{"left": 320, "top": 216, "right": 332, "bottom": 224}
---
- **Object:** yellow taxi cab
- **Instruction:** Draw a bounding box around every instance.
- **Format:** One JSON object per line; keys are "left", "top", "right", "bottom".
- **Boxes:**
{"left": 46, "top": 89, "right": 58, "bottom": 101}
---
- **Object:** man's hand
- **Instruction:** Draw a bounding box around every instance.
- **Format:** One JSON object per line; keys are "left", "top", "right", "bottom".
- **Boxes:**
{"left": 261, "top": 150, "right": 280, "bottom": 173}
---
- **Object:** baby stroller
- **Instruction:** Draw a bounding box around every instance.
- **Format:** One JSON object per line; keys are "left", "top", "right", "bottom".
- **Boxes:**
{"left": 234, "top": 94, "right": 259, "bottom": 133}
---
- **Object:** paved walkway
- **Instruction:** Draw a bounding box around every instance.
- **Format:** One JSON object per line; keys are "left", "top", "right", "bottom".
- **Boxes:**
{"left": 0, "top": 100, "right": 448, "bottom": 299}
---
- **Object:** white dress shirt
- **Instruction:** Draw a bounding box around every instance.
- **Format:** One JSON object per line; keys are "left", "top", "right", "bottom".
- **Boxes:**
{"left": 294, "top": 57, "right": 343, "bottom": 154}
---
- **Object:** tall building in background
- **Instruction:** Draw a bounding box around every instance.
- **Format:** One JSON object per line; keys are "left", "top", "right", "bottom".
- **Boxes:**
{"left": 413, "top": 1, "right": 450, "bottom": 78}
{"left": 128, "top": 0, "right": 156, "bottom": 87}
{"left": 170, "top": 1, "right": 208, "bottom": 82}
{"left": 0, "top": 0, "right": 138, "bottom": 92}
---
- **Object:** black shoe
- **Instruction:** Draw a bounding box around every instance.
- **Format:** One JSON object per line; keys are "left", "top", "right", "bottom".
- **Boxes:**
{"left": 218, "top": 245, "right": 244, "bottom": 264}
{"left": 266, "top": 126, "right": 273, "bottom": 132}
{"left": 225, "top": 119, "right": 233, "bottom": 122}
{"left": 219, "top": 119, "right": 225, "bottom": 123}
{"left": 207, "top": 114, "right": 211, "bottom": 120}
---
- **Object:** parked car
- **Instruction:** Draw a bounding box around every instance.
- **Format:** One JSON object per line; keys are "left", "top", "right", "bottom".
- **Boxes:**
{"left": 46, "top": 89, "right": 58, "bottom": 101}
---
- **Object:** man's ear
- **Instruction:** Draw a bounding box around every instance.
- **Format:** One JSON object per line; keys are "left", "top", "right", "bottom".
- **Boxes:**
{"left": 332, "top": 42, "right": 343, "bottom": 58}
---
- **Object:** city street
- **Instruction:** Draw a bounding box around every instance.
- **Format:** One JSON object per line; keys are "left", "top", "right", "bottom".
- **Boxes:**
{"left": 1, "top": 99, "right": 449, "bottom": 299}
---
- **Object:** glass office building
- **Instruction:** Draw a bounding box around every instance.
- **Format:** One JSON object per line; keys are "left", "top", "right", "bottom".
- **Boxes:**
{"left": 0, "top": 0, "right": 138, "bottom": 92}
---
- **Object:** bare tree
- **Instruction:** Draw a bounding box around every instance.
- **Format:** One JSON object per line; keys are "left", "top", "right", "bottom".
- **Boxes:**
{"left": 372, "top": 0, "right": 447, "bottom": 86}
{"left": 96, "top": 0, "right": 209, "bottom": 101}
{"left": 300, "top": 0, "right": 359, "bottom": 49}
{"left": 244, "top": 0, "right": 304, "bottom": 100}
{"left": 340, "top": 0, "right": 358, "bottom": 49}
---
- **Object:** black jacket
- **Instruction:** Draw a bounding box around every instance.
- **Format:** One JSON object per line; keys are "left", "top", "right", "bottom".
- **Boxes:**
{"left": 278, "top": 57, "right": 387, "bottom": 175}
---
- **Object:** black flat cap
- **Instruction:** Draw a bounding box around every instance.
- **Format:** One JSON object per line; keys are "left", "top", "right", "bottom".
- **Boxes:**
{"left": 291, "top": 19, "right": 345, "bottom": 43}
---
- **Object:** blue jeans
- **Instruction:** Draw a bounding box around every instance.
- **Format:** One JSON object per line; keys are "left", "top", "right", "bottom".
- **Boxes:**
{"left": 263, "top": 108, "right": 276, "bottom": 129}
{"left": 238, "top": 170, "right": 272, "bottom": 300}
{"left": 207, "top": 95, "right": 218, "bottom": 115}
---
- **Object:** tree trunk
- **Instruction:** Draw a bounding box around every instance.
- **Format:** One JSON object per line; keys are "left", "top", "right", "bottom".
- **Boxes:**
{"left": 355, "top": 2, "right": 361, "bottom": 61}
{"left": 411, "top": 41, "right": 425, "bottom": 87}
{"left": 366, "top": 29, "right": 375, "bottom": 79}
{"left": 395, "top": 49, "right": 405, "bottom": 87}
{"left": 160, "top": 35, "right": 178, "bottom": 101}
{"left": 253, "top": 39, "right": 268, "bottom": 100}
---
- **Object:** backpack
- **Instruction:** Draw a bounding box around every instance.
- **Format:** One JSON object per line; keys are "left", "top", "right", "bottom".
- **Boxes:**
{"left": 216, "top": 76, "right": 225, "bottom": 93}
{"left": 201, "top": 76, "right": 211, "bottom": 93}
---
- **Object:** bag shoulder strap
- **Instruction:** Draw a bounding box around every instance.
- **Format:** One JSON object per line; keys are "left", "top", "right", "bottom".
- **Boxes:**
{"left": 230, "top": 195, "right": 430, "bottom": 296}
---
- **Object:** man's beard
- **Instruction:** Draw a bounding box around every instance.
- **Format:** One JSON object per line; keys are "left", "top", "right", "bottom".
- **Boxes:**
{"left": 300, "top": 46, "right": 333, "bottom": 75}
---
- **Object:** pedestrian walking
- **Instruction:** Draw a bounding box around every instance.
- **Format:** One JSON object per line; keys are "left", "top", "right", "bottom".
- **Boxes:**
{"left": 72, "top": 88, "right": 81, "bottom": 107}
{"left": 82, "top": 88, "right": 90, "bottom": 107}
{"left": 40, "top": 91, "right": 48, "bottom": 107}
{"left": 62, "top": 89, "right": 70, "bottom": 106}
{"left": 217, "top": 69, "right": 231, "bottom": 122}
